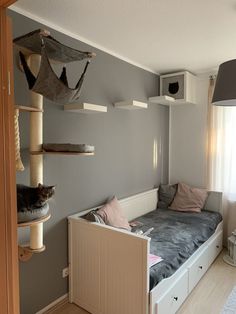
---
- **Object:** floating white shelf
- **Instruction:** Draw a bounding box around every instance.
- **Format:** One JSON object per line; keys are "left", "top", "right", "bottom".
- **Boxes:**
{"left": 149, "top": 95, "right": 175, "bottom": 106}
{"left": 64, "top": 103, "right": 107, "bottom": 113}
{"left": 114, "top": 100, "right": 148, "bottom": 110}
{"left": 149, "top": 95, "right": 196, "bottom": 106}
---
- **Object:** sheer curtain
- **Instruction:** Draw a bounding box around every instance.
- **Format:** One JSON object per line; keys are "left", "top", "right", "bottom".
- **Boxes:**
{"left": 207, "top": 76, "right": 236, "bottom": 241}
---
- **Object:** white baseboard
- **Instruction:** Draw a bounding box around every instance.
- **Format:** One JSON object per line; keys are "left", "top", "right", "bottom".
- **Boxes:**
{"left": 35, "top": 293, "right": 68, "bottom": 314}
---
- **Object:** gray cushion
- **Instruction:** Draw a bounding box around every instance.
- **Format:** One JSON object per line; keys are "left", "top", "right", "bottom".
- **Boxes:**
{"left": 18, "top": 203, "right": 49, "bottom": 223}
{"left": 157, "top": 184, "right": 178, "bottom": 209}
{"left": 84, "top": 210, "right": 105, "bottom": 224}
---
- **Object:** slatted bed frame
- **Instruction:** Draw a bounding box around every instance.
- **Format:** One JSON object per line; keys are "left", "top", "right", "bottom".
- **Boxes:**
{"left": 68, "top": 188, "right": 223, "bottom": 314}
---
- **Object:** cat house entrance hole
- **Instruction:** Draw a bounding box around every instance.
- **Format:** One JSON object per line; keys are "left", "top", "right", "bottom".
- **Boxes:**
{"left": 168, "top": 82, "right": 179, "bottom": 95}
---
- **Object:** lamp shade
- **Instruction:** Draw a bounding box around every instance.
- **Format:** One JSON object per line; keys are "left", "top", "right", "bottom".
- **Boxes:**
{"left": 212, "top": 59, "right": 236, "bottom": 106}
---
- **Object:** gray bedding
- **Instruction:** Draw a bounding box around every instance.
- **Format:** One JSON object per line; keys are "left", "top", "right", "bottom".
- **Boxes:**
{"left": 132, "top": 208, "right": 222, "bottom": 290}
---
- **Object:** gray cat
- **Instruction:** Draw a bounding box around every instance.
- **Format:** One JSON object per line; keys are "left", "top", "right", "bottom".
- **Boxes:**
{"left": 17, "top": 183, "right": 55, "bottom": 212}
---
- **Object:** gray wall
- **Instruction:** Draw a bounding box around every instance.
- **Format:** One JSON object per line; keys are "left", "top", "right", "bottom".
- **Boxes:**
{"left": 169, "top": 75, "right": 208, "bottom": 188}
{"left": 10, "top": 11, "right": 169, "bottom": 314}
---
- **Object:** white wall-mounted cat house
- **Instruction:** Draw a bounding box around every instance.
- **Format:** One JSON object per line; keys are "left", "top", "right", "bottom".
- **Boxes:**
{"left": 149, "top": 71, "right": 197, "bottom": 106}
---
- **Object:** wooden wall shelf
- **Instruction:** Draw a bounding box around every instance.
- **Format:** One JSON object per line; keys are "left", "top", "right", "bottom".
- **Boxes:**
{"left": 15, "top": 105, "right": 44, "bottom": 112}
{"left": 30, "top": 151, "right": 94, "bottom": 156}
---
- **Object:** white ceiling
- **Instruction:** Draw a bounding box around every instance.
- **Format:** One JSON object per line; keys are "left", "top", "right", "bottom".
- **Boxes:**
{"left": 10, "top": 0, "right": 236, "bottom": 74}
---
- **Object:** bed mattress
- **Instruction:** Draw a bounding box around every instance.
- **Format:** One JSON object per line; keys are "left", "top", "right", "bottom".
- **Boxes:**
{"left": 132, "top": 208, "right": 222, "bottom": 290}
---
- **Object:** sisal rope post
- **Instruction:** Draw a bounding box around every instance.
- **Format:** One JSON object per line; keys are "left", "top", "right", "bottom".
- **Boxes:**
{"left": 30, "top": 223, "right": 43, "bottom": 249}
{"left": 14, "top": 108, "right": 24, "bottom": 171}
{"left": 29, "top": 54, "right": 44, "bottom": 250}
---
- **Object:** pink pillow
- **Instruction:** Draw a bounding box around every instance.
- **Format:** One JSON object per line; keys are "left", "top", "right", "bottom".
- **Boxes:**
{"left": 97, "top": 197, "right": 131, "bottom": 231}
{"left": 169, "top": 182, "right": 208, "bottom": 213}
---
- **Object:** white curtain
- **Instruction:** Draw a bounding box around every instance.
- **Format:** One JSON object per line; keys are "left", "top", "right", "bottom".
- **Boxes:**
{"left": 207, "top": 76, "right": 236, "bottom": 241}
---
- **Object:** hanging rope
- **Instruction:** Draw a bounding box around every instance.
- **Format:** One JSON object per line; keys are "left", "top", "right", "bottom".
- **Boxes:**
{"left": 14, "top": 108, "right": 24, "bottom": 171}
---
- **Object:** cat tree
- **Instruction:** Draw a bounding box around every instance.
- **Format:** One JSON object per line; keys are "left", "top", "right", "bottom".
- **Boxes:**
{"left": 17, "top": 55, "right": 51, "bottom": 261}
{"left": 15, "top": 30, "right": 95, "bottom": 261}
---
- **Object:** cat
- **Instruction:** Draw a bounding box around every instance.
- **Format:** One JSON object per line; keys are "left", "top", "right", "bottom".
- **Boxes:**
{"left": 17, "top": 183, "right": 55, "bottom": 212}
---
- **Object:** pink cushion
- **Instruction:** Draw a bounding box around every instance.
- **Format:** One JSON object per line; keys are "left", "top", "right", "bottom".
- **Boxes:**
{"left": 169, "top": 182, "right": 208, "bottom": 213}
{"left": 97, "top": 197, "right": 131, "bottom": 231}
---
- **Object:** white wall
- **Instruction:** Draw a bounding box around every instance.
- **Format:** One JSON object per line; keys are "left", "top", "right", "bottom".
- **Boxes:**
{"left": 169, "top": 73, "right": 210, "bottom": 188}
{"left": 168, "top": 73, "right": 236, "bottom": 244}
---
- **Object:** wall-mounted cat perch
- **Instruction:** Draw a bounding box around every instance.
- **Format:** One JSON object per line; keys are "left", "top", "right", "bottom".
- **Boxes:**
{"left": 14, "top": 29, "right": 96, "bottom": 261}
{"left": 18, "top": 214, "right": 51, "bottom": 262}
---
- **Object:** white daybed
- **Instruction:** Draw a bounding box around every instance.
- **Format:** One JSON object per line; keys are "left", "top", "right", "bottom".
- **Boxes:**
{"left": 68, "top": 188, "right": 223, "bottom": 314}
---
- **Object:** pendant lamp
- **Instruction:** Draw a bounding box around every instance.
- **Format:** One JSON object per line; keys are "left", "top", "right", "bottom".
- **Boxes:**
{"left": 212, "top": 59, "right": 236, "bottom": 106}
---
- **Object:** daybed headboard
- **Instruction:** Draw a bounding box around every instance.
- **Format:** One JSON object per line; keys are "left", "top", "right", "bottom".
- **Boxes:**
{"left": 69, "top": 188, "right": 158, "bottom": 222}
{"left": 204, "top": 191, "right": 223, "bottom": 213}
{"left": 118, "top": 188, "right": 158, "bottom": 221}
{"left": 68, "top": 188, "right": 222, "bottom": 222}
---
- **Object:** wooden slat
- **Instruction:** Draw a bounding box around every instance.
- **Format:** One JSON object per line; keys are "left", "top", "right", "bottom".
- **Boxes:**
{"left": 0, "top": 6, "right": 19, "bottom": 314}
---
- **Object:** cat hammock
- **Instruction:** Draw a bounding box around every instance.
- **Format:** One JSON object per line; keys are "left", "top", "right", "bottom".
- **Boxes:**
{"left": 14, "top": 29, "right": 96, "bottom": 104}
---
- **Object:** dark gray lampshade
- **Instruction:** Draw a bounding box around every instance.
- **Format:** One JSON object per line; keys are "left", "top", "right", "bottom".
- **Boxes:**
{"left": 212, "top": 59, "right": 236, "bottom": 106}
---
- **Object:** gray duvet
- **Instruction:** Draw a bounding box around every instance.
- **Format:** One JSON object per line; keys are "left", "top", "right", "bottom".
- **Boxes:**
{"left": 132, "top": 208, "right": 222, "bottom": 290}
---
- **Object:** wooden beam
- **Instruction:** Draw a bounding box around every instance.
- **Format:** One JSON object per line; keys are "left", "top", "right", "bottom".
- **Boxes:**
{"left": 0, "top": 6, "right": 20, "bottom": 314}
{"left": 0, "top": 0, "right": 16, "bottom": 7}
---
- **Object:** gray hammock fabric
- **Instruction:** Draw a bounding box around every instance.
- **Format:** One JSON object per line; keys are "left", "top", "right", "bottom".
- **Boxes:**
{"left": 42, "top": 143, "right": 95, "bottom": 153}
{"left": 14, "top": 29, "right": 95, "bottom": 104}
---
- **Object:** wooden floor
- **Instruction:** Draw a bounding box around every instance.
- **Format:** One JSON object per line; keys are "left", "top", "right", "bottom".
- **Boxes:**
{"left": 52, "top": 250, "right": 236, "bottom": 314}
